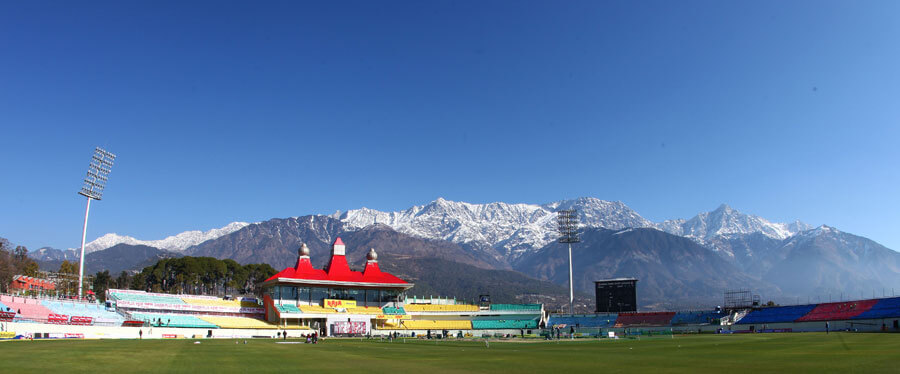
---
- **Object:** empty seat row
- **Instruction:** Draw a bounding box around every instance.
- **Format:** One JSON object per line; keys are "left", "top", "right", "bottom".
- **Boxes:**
{"left": 670, "top": 311, "right": 722, "bottom": 325}
{"left": 41, "top": 301, "right": 124, "bottom": 323}
{"left": 489, "top": 304, "right": 542, "bottom": 311}
{"left": 404, "top": 304, "right": 480, "bottom": 312}
{"left": 129, "top": 312, "right": 218, "bottom": 328}
{"left": 614, "top": 312, "right": 675, "bottom": 327}
{"left": 382, "top": 306, "right": 406, "bottom": 315}
{"left": 275, "top": 304, "right": 302, "bottom": 313}
{"left": 198, "top": 316, "right": 308, "bottom": 329}
{"left": 472, "top": 319, "right": 538, "bottom": 329}
{"left": 736, "top": 305, "right": 817, "bottom": 324}
{"left": 0, "top": 298, "right": 52, "bottom": 320}
{"left": 397, "top": 320, "right": 472, "bottom": 330}
{"left": 109, "top": 291, "right": 186, "bottom": 305}
{"left": 182, "top": 298, "right": 259, "bottom": 308}
{"left": 548, "top": 314, "right": 618, "bottom": 328}
{"left": 797, "top": 300, "right": 879, "bottom": 322}
{"left": 854, "top": 297, "right": 900, "bottom": 319}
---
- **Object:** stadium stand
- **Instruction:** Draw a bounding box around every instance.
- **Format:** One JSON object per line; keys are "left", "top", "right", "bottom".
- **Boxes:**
{"left": 108, "top": 291, "right": 186, "bottom": 305}
{"left": 199, "top": 316, "right": 308, "bottom": 329}
{"left": 41, "top": 301, "right": 124, "bottom": 324}
{"left": 614, "top": 312, "right": 675, "bottom": 327}
{"left": 472, "top": 319, "right": 538, "bottom": 329}
{"left": 129, "top": 312, "right": 219, "bottom": 328}
{"left": 397, "top": 319, "right": 472, "bottom": 330}
{"left": 344, "top": 306, "right": 382, "bottom": 315}
{"left": 489, "top": 304, "right": 542, "bottom": 311}
{"left": 0, "top": 295, "right": 53, "bottom": 321}
{"left": 382, "top": 306, "right": 406, "bottom": 315}
{"left": 404, "top": 304, "right": 480, "bottom": 312}
{"left": 182, "top": 297, "right": 258, "bottom": 308}
{"left": 796, "top": 300, "right": 879, "bottom": 322}
{"left": 548, "top": 314, "right": 618, "bottom": 328}
{"left": 297, "top": 305, "right": 337, "bottom": 314}
{"left": 853, "top": 297, "right": 900, "bottom": 320}
{"left": 274, "top": 304, "right": 302, "bottom": 314}
{"left": 670, "top": 311, "right": 722, "bottom": 325}
{"left": 735, "top": 304, "right": 817, "bottom": 324}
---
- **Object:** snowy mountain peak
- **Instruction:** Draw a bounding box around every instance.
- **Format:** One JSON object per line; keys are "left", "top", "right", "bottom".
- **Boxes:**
{"left": 84, "top": 221, "right": 251, "bottom": 253}
{"left": 341, "top": 197, "right": 652, "bottom": 259}
{"left": 656, "top": 204, "right": 808, "bottom": 242}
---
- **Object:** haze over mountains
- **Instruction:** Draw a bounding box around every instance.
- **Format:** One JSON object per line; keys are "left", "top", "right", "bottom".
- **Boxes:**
{"left": 27, "top": 198, "right": 900, "bottom": 309}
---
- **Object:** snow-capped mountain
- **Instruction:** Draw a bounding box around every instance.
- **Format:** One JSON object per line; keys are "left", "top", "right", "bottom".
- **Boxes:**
{"left": 657, "top": 204, "right": 812, "bottom": 244}
{"left": 84, "top": 222, "right": 250, "bottom": 253}
{"left": 339, "top": 198, "right": 819, "bottom": 264}
{"left": 340, "top": 197, "right": 654, "bottom": 260}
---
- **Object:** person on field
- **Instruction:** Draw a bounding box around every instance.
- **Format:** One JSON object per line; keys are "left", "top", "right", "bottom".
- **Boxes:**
{"left": 139, "top": 329, "right": 143, "bottom": 339}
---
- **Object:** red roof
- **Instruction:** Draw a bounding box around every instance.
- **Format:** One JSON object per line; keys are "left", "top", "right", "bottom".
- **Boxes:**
{"left": 333, "top": 237, "right": 344, "bottom": 246}
{"left": 264, "top": 241, "right": 409, "bottom": 286}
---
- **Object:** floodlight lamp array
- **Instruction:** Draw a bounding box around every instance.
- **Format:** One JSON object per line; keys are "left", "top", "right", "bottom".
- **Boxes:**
{"left": 78, "top": 147, "right": 116, "bottom": 200}
{"left": 557, "top": 209, "right": 581, "bottom": 244}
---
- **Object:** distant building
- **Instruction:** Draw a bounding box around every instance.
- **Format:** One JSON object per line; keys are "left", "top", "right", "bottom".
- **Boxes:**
{"left": 9, "top": 275, "right": 56, "bottom": 292}
{"left": 260, "top": 238, "right": 414, "bottom": 335}
{"left": 594, "top": 278, "right": 637, "bottom": 313}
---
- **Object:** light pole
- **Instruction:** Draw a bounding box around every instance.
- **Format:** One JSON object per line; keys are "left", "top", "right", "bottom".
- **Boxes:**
{"left": 557, "top": 209, "right": 580, "bottom": 314}
{"left": 76, "top": 147, "right": 116, "bottom": 298}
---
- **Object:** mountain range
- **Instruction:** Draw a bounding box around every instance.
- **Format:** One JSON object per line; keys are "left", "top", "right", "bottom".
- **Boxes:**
{"left": 27, "top": 197, "right": 900, "bottom": 309}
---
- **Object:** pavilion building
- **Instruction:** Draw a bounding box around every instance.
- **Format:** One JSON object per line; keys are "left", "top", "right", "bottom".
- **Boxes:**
{"left": 260, "top": 238, "right": 413, "bottom": 335}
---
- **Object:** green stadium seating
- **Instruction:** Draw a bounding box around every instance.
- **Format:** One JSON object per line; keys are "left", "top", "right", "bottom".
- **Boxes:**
{"left": 489, "top": 304, "right": 542, "bottom": 311}
{"left": 472, "top": 319, "right": 538, "bottom": 329}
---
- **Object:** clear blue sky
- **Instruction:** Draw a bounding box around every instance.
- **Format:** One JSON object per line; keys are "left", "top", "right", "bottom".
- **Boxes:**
{"left": 1, "top": 1, "right": 898, "bottom": 251}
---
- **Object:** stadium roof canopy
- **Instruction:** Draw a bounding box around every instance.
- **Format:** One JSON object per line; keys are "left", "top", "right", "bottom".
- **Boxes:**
{"left": 261, "top": 238, "right": 413, "bottom": 290}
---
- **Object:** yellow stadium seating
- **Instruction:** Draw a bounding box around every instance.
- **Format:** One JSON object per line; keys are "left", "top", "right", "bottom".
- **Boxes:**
{"left": 298, "top": 305, "right": 337, "bottom": 314}
{"left": 199, "top": 316, "right": 309, "bottom": 329}
{"left": 398, "top": 320, "right": 472, "bottom": 330}
{"left": 374, "top": 320, "right": 402, "bottom": 329}
{"left": 345, "top": 306, "right": 382, "bottom": 315}
{"left": 182, "top": 298, "right": 259, "bottom": 308}
{"left": 403, "top": 304, "right": 480, "bottom": 312}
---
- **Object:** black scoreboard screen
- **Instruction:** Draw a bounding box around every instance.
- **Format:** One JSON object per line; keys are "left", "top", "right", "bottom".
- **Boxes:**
{"left": 594, "top": 279, "right": 637, "bottom": 313}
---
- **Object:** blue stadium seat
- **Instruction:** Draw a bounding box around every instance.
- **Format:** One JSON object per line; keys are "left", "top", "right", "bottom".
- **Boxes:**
{"left": 736, "top": 305, "right": 817, "bottom": 324}
{"left": 547, "top": 314, "right": 618, "bottom": 328}
{"left": 671, "top": 311, "right": 722, "bottom": 325}
{"left": 853, "top": 297, "right": 900, "bottom": 320}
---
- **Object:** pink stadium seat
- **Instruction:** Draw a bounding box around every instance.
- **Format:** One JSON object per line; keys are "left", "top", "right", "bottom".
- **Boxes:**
{"left": 1, "top": 296, "right": 53, "bottom": 321}
{"left": 796, "top": 300, "right": 878, "bottom": 322}
{"left": 614, "top": 312, "right": 675, "bottom": 327}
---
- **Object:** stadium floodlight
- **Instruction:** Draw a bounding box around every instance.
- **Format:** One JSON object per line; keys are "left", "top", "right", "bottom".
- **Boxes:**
{"left": 76, "top": 147, "right": 116, "bottom": 298}
{"left": 557, "top": 209, "right": 580, "bottom": 314}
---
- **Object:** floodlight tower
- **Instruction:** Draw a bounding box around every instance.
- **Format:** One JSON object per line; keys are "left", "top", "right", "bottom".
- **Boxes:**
{"left": 76, "top": 147, "right": 116, "bottom": 298}
{"left": 557, "top": 209, "right": 580, "bottom": 314}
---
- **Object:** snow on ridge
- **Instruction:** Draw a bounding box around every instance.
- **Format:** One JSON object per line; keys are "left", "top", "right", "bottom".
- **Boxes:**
{"left": 84, "top": 221, "right": 251, "bottom": 253}
{"left": 340, "top": 197, "right": 651, "bottom": 259}
{"left": 339, "top": 198, "right": 811, "bottom": 260}
{"left": 653, "top": 204, "right": 809, "bottom": 243}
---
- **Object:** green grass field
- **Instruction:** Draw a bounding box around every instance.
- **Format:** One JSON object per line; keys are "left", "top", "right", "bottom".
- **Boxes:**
{"left": 2, "top": 333, "right": 899, "bottom": 373}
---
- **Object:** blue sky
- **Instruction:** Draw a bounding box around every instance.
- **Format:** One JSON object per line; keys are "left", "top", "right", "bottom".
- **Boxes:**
{"left": 1, "top": 1, "right": 898, "bottom": 251}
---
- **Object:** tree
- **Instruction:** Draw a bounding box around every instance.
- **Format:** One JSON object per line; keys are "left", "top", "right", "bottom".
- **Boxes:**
{"left": 130, "top": 272, "right": 147, "bottom": 291}
{"left": 131, "top": 256, "right": 276, "bottom": 297}
{"left": 0, "top": 243, "right": 40, "bottom": 293}
{"left": 23, "top": 261, "right": 39, "bottom": 277}
{"left": 13, "top": 246, "right": 28, "bottom": 261}
{"left": 115, "top": 271, "right": 131, "bottom": 289}
{"left": 92, "top": 270, "right": 111, "bottom": 302}
{"left": 58, "top": 260, "right": 79, "bottom": 296}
